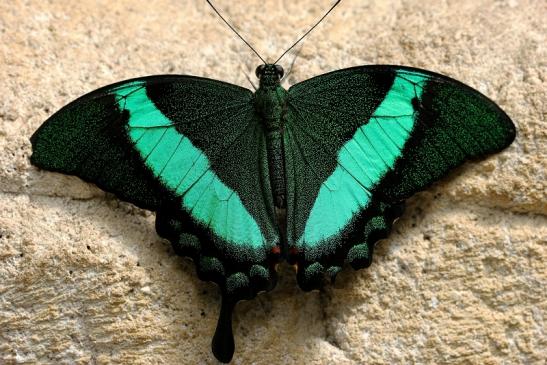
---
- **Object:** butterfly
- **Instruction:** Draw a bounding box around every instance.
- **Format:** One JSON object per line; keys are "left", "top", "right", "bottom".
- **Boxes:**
{"left": 29, "top": 1, "right": 516, "bottom": 363}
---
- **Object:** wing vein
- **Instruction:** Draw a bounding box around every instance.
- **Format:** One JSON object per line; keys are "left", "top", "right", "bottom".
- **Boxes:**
{"left": 288, "top": 105, "right": 373, "bottom": 195}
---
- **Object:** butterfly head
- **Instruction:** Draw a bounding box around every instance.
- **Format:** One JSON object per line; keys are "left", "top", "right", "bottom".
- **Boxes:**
{"left": 255, "top": 64, "right": 284, "bottom": 87}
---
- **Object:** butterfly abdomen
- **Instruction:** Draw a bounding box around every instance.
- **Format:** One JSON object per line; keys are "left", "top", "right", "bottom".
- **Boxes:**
{"left": 265, "top": 131, "right": 286, "bottom": 208}
{"left": 265, "top": 128, "right": 289, "bottom": 252}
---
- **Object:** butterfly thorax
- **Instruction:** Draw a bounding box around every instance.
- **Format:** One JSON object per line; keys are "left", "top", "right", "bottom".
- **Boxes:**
{"left": 254, "top": 67, "right": 288, "bottom": 131}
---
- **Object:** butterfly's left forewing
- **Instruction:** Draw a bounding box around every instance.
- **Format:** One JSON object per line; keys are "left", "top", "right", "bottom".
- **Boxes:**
{"left": 31, "top": 75, "right": 280, "bottom": 301}
{"left": 285, "top": 66, "right": 515, "bottom": 290}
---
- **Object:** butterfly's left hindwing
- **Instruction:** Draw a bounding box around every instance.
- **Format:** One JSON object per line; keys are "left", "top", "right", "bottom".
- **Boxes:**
{"left": 285, "top": 66, "right": 515, "bottom": 290}
{"left": 31, "top": 76, "right": 281, "bottom": 301}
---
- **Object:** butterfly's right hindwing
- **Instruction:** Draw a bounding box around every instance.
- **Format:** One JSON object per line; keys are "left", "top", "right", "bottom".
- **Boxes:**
{"left": 31, "top": 76, "right": 280, "bottom": 301}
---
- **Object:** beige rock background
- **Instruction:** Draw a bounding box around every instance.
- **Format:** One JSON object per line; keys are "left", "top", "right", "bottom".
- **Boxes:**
{"left": 0, "top": 0, "right": 545, "bottom": 363}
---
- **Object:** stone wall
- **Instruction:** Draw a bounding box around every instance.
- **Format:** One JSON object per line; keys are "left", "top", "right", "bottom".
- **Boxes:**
{"left": 1, "top": 0, "right": 545, "bottom": 363}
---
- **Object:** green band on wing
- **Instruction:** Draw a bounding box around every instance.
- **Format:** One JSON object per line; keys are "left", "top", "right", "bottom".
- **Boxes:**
{"left": 113, "top": 82, "right": 265, "bottom": 248}
{"left": 298, "top": 71, "right": 428, "bottom": 247}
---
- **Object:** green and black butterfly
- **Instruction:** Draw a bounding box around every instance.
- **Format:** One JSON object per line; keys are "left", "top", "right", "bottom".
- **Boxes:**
{"left": 30, "top": 1, "right": 516, "bottom": 363}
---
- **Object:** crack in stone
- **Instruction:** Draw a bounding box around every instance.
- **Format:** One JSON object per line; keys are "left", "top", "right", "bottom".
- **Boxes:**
{"left": 318, "top": 289, "right": 359, "bottom": 364}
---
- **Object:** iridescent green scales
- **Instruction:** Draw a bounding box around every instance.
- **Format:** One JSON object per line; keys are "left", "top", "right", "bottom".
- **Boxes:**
{"left": 298, "top": 71, "right": 428, "bottom": 246}
{"left": 115, "top": 82, "right": 265, "bottom": 248}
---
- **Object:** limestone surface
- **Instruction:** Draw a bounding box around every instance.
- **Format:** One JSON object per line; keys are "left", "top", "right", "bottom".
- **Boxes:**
{"left": 1, "top": 0, "right": 545, "bottom": 364}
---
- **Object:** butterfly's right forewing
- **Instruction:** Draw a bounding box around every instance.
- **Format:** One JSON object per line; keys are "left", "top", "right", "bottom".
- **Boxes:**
{"left": 284, "top": 66, "right": 515, "bottom": 290}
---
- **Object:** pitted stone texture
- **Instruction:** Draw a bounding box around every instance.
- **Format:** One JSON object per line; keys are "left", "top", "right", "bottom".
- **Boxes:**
{"left": 325, "top": 198, "right": 546, "bottom": 363}
{"left": 1, "top": 0, "right": 545, "bottom": 364}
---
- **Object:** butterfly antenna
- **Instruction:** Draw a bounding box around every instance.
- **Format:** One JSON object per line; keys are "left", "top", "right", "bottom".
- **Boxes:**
{"left": 281, "top": 45, "right": 303, "bottom": 83}
{"left": 241, "top": 66, "right": 258, "bottom": 90}
{"left": 274, "top": 0, "right": 342, "bottom": 64}
{"left": 206, "top": 0, "right": 267, "bottom": 64}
